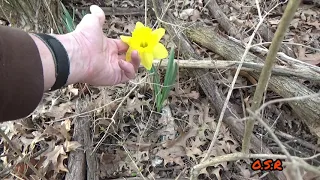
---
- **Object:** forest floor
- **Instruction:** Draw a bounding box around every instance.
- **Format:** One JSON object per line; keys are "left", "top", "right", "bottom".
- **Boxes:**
{"left": 0, "top": 0, "right": 320, "bottom": 179}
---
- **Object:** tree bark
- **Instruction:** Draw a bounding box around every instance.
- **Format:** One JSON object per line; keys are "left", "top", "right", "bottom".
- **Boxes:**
{"left": 65, "top": 99, "right": 99, "bottom": 180}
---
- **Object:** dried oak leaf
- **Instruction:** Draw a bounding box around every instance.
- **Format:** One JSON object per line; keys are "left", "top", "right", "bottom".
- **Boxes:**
{"left": 45, "top": 101, "right": 73, "bottom": 120}
{"left": 162, "top": 127, "right": 198, "bottom": 148}
{"left": 63, "top": 140, "right": 82, "bottom": 152}
{"left": 57, "top": 154, "right": 69, "bottom": 173}
{"left": 43, "top": 145, "right": 66, "bottom": 171}
{"left": 156, "top": 146, "right": 185, "bottom": 166}
{"left": 298, "top": 46, "right": 320, "bottom": 65}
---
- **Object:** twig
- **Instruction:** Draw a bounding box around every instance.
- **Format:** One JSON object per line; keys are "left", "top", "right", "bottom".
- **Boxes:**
{"left": 76, "top": 7, "right": 149, "bottom": 16}
{"left": 252, "top": 42, "right": 320, "bottom": 52}
{"left": 247, "top": 109, "right": 304, "bottom": 180}
{"left": 153, "top": 59, "right": 320, "bottom": 81}
{"left": 92, "top": 77, "right": 148, "bottom": 153}
{"left": 201, "top": 0, "right": 268, "bottom": 164}
{"left": 144, "top": 0, "right": 147, "bottom": 25}
{"left": 242, "top": 0, "right": 302, "bottom": 154}
{"left": 257, "top": 93, "right": 320, "bottom": 114}
{"left": 230, "top": 37, "right": 320, "bottom": 74}
{"left": 0, "top": 129, "right": 47, "bottom": 180}
{"left": 247, "top": 110, "right": 292, "bottom": 160}
{"left": 47, "top": 97, "right": 123, "bottom": 123}
{"left": 122, "top": 145, "right": 147, "bottom": 180}
{"left": 0, "top": 146, "right": 48, "bottom": 178}
{"left": 275, "top": 131, "right": 320, "bottom": 153}
{"left": 191, "top": 152, "right": 320, "bottom": 179}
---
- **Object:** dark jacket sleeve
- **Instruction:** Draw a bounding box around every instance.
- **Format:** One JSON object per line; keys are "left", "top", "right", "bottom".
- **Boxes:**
{"left": 0, "top": 25, "right": 44, "bottom": 122}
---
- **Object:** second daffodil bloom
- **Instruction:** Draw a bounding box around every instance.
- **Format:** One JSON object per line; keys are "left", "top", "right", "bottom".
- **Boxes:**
{"left": 120, "top": 22, "right": 169, "bottom": 70}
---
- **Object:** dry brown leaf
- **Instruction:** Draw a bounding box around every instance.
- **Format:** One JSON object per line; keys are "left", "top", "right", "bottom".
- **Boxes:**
{"left": 0, "top": 121, "right": 18, "bottom": 139}
{"left": 179, "top": 91, "right": 200, "bottom": 99}
{"left": 14, "top": 158, "right": 42, "bottom": 177}
{"left": 269, "top": 19, "right": 280, "bottom": 25}
{"left": 290, "top": 18, "right": 300, "bottom": 28}
{"left": 298, "top": 46, "right": 320, "bottom": 65}
{"left": 199, "top": 167, "right": 210, "bottom": 177}
{"left": 57, "top": 154, "right": 69, "bottom": 173}
{"left": 305, "top": 21, "right": 320, "bottom": 30}
{"left": 64, "top": 140, "right": 82, "bottom": 152}
{"left": 100, "top": 151, "right": 127, "bottom": 178}
{"left": 163, "top": 127, "right": 198, "bottom": 148}
{"left": 67, "top": 85, "right": 79, "bottom": 96}
{"left": 20, "top": 133, "right": 44, "bottom": 150}
{"left": 45, "top": 102, "right": 73, "bottom": 120}
{"left": 132, "top": 151, "right": 149, "bottom": 162}
{"left": 156, "top": 146, "right": 185, "bottom": 166}
{"left": 302, "top": 170, "right": 320, "bottom": 180}
{"left": 58, "top": 119, "right": 72, "bottom": 141}
{"left": 186, "top": 146, "right": 202, "bottom": 161}
{"left": 43, "top": 145, "right": 66, "bottom": 170}
{"left": 211, "top": 167, "right": 222, "bottom": 180}
{"left": 125, "top": 97, "right": 142, "bottom": 113}
{"left": 179, "top": 8, "right": 200, "bottom": 21}
{"left": 236, "top": 161, "right": 251, "bottom": 178}
{"left": 61, "top": 119, "right": 71, "bottom": 131}
{"left": 43, "top": 125, "right": 65, "bottom": 142}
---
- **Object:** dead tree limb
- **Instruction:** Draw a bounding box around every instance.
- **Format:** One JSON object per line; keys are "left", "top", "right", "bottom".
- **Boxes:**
{"left": 76, "top": 7, "right": 149, "bottom": 16}
{"left": 151, "top": 0, "right": 268, "bottom": 154}
{"left": 153, "top": 59, "right": 320, "bottom": 81}
{"left": 152, "top": 1, "right": 286, "bottom": 179}
{"left": 204, "top": 0, "right": 295, "bottom": 57}
{"left": 65, "top": 99, "right": 99, "bottom": 180}
{"left": 242, "top": 0, "right": 301, "bottom": 154}
{"left": 186, "top": 26, "right": 320, "bottom": 138}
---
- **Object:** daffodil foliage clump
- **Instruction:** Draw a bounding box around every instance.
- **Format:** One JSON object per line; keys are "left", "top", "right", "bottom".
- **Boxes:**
{"left": 121, "top": 22, "right": 178, "bottom": 112}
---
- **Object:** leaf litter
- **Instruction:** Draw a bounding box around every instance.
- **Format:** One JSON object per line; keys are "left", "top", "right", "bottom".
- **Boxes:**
{"left": 0, "top": 0, "right": 320, "bottom": 179}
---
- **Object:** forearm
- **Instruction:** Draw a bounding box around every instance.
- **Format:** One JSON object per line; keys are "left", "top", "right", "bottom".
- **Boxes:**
{"left": 29, "top": 33, "right": 86, "bottom": 90}
{"left": 0, "top": 26, "right": 44, "bottom": 121}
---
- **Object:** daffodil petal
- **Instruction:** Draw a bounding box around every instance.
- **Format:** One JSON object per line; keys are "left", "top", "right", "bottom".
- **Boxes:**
{"left": 152, "top": 28, "right": 165, "bottom": 42}
{"left": 126, "top": 47, "right": 133, "bottom": 62}
{"left": 135, "top": 21, "right": 145, "bottom": 29}
{"left": 141, "top": 52, "right": 153, "bottom": 70}
{"left": 153, "top": 43, "right": 168, "bottom": 59}
{"left": 120, "top": 35, "right": 131, "bottom": 44}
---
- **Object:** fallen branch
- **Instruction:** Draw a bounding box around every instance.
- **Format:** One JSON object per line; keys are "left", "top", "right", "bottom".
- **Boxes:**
{"left": 151, "top": 1, "right": 285, "bottom": 179}
{"left": 275, "top": 131, "right": 320, "bottom": 153}
{"left": 151, "top": 0, "right": 272, "bottom": 155}
{"left": 242, "top": 0, "right": 302, "bottom": 154}
{"left": 204, "top": 0, "right": 295, "bottom": 58}
{"left": 65, "top": 98, "right": 99, "bottom": 180}
{"left": 76, "top": 7, "right": 149, "bottom": 16}
{"left": 153, "top": 59, "right": 320, "bottom": 81}
{"left": 229, "top": 37, "right": 320, "bottom": 75}
{"left": 186, "top": 26, "right": 320, "bottom": 138}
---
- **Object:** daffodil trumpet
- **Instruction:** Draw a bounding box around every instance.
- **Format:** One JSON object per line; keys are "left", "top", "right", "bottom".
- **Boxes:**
{"left": 120, "top": 21, "right": 169, "bottom": 70}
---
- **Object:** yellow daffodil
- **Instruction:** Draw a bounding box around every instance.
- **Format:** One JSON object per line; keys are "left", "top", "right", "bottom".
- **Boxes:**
{"left": 120, "top": 22, "right": 168, "bottom": 70}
